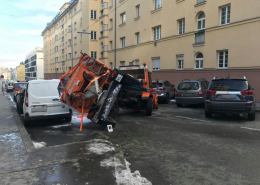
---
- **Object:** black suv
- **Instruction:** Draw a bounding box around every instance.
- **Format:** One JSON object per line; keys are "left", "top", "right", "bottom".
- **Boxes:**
{"left": 205, "top": 77, "right": 256, "bottom": 121}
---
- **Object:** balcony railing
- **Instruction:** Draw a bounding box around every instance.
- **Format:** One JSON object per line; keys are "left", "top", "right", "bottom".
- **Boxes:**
{"left": 198, "top": 0, "right": 206, "bottom": 3}
{"left": 195, "top": 30, "right": 205, "bottom": 45}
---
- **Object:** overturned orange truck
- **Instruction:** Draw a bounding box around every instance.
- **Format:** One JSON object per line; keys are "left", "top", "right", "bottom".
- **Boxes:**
{"left": 59, "top": 53, "right": 158, "bottom": 129}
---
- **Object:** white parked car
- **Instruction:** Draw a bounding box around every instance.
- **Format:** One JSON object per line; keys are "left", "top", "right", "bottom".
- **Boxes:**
{"left": 5, "top": 80, "right": 14, "bottom": 92}
{"left": 23, "top": 79, "right": 72, "bottom": 125}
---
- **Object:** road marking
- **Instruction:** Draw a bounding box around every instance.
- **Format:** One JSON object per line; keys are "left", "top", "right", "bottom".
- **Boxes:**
{"left": 175, "top": 116, "right": 211, "bottom": 123}
{"left": 241, "top": 127, "right": 260, "bottom": 131}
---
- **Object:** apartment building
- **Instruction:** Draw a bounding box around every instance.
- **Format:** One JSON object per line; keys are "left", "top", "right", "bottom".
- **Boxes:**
{"left": 24, "top": 47, "right": 44, "bottom": 80}
{"left": 42, "top": 0, "right": 104, "bottom": 79}
{"left": 107, "top": 0, "right": 260, "bottom": 99}
{"left": 16, "top": 62, "right": 25, "bottom": 81}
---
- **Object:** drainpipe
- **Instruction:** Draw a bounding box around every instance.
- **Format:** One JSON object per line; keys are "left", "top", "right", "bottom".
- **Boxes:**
{"left": 70, "top": 6, "right": 74, "bottom": 69}
{"left": 114, "top": 0, "right": 117, "bottom": 68}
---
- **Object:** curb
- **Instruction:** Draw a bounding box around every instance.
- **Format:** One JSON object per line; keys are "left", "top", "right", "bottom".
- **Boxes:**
{"left": 8, "top": 96, "right": 35, "bottom": 153}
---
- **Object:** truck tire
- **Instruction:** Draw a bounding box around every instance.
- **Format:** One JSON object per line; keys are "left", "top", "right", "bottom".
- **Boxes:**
{"left": 146, "top": 97, "right": 153, "bottom": 116}
{"left": 248, "top": 112, "right": 255, "bottom": 121}
{"left": 205, "top": 111, "right": 212, "bottom": 118}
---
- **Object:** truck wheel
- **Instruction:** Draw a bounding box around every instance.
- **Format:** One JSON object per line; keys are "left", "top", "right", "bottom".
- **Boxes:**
{"left": 146, "top": 97, "right": 153, "bottom": 116}
{"left": 65, "top": 117, "right": 72, "bottom": 122}
{"left": 205, "top": 111, "right": 212, "bottom": 118}
{"left": 248, "top": 112, "right": 255, "bottom": 121}
{"left": 177, "top": 103, "right": 182, "bottom": 107}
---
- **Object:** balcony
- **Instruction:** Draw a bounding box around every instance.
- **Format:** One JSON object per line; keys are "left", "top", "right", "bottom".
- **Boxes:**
{"left": 193, "top": 30, "right": 205, "bottom": 47}
{"left": 62, "top": 49, "right": 65, "bottom": 54}
{"left": 62, "top": 61, "right": 65, "bottom": 66}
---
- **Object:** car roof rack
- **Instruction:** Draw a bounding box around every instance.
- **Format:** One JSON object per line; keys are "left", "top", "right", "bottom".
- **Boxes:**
{"left": 181, "top": 79, "right": 190, "bottom": 81}
{"left": 244, "top": 76, "right": 247, "bottom": 79}
{"left": 213, "top": 77, "right": 217, "bottom": 80}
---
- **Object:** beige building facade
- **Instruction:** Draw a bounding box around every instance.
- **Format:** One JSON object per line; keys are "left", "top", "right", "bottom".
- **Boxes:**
{"left": 16, "top": 63, "right": 25, "bottom": 81}
{"left": 107, "top": 0, "right": 260, "bottom": 100}
{"left": 43, "top": 0, "right": 260, "bottom": 99}
{"left": 42, "top": 0, "right": 103, "bottom": 79}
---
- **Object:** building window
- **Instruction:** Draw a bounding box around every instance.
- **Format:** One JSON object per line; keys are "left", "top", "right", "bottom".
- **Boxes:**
{"left": 110, "top": 62, "right": 113, "bottom": 69}
{"left": 135, "top": 59, "right": 139, "bottom": 65}
{"left": 152, "top": 57, "right": 160, "bottom": 71}
{"left": 91, "top": 51, "right": 97, "bottom": 59}
{"left": 55, "top": 57, "right": 58, "bottom": 62}
{"left": 136, "top": 5, "right": 140, "bottom": 17}
{"left": 74, "top": 37, "right": 77, "bottom": 44}
{"left": 55, "top": 46, "right": 58, "bottom": 52}
{"left": 179, "top": 19, "right": 185, "bottom": 35}
{"left": 74, "top": 7, "right": 77, "bottom": 14}
{"left": 110, "top": 19, "right": 113, "bottom": 29}
{"left": 121, "top": 13, "right": 126, "bottom": 24}
{"left": 197, "top": 13, "right": 205, "bottom": 30}
{"left": 177, "top": 55, "right": 184, "bottom": 70}
{"left": 74, "top": 22, "right": 77, "bottom": 29}
{"left": 218, "top": 50, "right": 228, "bottom": 68}
{"left": 195, "top": 53, "right": 203, "bottom": 69}
{"left": 220, "top": 5, "right": 231, "bottom": 25}
{"left": 68, "top": 25, "right": 72, "bottom": 32}
{"left": 136, "top": 32, "right": 140, "bottom": 45}
{"left": 68, "top": 39, "right": 72, "bottom": 46}
{"left": 153, "top": 26, "right": 161, "bottom": 41}
{"left": 154, "top": 0, "right": 161, "bottom": 10}
{"left": 75, "top": 52, "right": 77, "bottom": 58}
{"left": 68, "top": 53, "right": 72, "bottom": 59}
{"left": 110, "top": 41, "right": 113, "bottom": 50}
{"left": 55, "top": 35, "right": 58, "bottom": 41}
{"left": 91, "top": 10, "right": 97, "bottom": 19}
{"left": 91, "top": 31, "right": 97, "bottom": 40}
{"left": 120, "top": 61, "right": 125, "bottom": 66}
{"left": 121, "top": 37, "right": 125, "bottom": 48}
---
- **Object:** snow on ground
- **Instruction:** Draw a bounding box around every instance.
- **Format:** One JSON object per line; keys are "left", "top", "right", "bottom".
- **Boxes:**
{"left": 170, "top": 99, "right": 176, "bottom": 103}
{"left": 50, "top": 124, "right": 71, "bottom": 128}
{"left": 88, "top": 142, "right": 115, "bottom": 155}
{"left": 32, "top": 141, "right": 47, "bottom": 149}
{"left": 101, "top": 157, "right": 152, "bottom": 185}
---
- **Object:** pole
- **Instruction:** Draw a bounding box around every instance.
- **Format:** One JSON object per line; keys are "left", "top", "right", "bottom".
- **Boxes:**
{"left": 114, "top": 0, "right": 117, "bottom": 68}
{"left": 71, "top": 7, "right": 74, "bottom": 69}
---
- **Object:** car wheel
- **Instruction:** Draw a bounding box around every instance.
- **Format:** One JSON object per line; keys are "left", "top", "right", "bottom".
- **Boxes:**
{"left": 205, "top": 111, "right": 212, "bottom": 118}
{"left": 248, "top": 112, "right": 255, "bottom": 121}
{"left": 145, "top": 97, "right": 153, "bottom": 116}
{"left": 65, "top": 117, "right": 72, "bottom": 122}
{"left": 165, "top": 94, "right": 169, "bottom": 104}
{"left": 177, "top": 103, "right": 182, "bottom": 107}
{"left": 24, "top": 120, "right": 30, "bottom": 127}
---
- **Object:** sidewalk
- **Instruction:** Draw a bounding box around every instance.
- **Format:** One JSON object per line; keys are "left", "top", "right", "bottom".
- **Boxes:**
{"left": 0, "top": 81, "right": 135, "bottom": 185}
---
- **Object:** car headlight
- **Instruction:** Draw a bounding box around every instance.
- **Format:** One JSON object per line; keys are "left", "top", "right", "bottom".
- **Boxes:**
{"left": 161, "top": 93, "right": 164, "bottom": 96}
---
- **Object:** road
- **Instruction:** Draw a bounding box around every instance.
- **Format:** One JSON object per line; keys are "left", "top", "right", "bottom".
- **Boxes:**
{"left": 9, "top": 92, "right": 260, "bottom": 185}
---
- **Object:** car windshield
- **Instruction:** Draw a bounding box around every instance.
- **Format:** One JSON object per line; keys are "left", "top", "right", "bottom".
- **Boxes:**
{"left": 209, "top": 80, "right": 249, "bottom": 91}
{"left": 120, "top": 69, "right": 145, "bottom": 79}
{"left": 178, "top": 82, "right": 199, "bottom": 90}
{"left": 152, "top": 83, "right": 163, "bottom": 88}
{"left": 16, "top": 83, "right": 27, "bottom": 89}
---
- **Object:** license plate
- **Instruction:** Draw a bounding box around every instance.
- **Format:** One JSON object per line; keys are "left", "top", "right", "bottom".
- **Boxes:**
{"left": 116, "top": 74, "right": 123, "bottom": 82}
{"left": 218, "top": 95, "right": 237, "bottom": 99}
{"left": 183, "top": 94, "right": 193, "bottom": 97}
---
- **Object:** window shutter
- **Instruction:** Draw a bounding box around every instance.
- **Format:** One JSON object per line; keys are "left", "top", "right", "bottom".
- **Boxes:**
{"left": 152, "top": 58, "right": 160, "bottom": 71}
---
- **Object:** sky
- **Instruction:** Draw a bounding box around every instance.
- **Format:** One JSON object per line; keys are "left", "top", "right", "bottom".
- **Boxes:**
{"left": 0, "top": 0, "right": 68, "bottom": 68}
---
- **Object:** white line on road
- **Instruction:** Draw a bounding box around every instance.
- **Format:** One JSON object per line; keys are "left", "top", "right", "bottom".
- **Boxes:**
{"left": 175, "top": 116, "right": 211, "bottom": 123}
{"left": 241, "top": 127, "right": 260, "bottom": 131}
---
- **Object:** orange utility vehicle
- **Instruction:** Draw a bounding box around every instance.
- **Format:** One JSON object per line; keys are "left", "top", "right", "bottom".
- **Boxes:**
{"left": 59, "top": 53, "right": 158, "bottom": 129}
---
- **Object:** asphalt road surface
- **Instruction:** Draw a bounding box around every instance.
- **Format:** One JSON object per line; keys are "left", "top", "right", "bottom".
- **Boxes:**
{"left": 10, "top": 92, "right": 260, "bottom": 185}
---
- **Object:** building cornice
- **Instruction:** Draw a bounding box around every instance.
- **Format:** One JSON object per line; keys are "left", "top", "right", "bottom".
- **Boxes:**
{"left": 41, "top": 0, "right": 79, "bottom": 36}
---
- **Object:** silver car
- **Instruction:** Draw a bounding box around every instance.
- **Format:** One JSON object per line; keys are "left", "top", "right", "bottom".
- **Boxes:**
{"left": 205, "top": 77, "right": 256, "bottom": 121}
{"left": 152, "top": 80, "right": 175, "bottom": 103}
{"left": 175, "top": 79, "right": 209, "bottom": 107}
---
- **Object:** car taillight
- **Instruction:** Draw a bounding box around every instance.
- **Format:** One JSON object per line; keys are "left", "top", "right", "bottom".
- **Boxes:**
{"left": 241, "top": 90, "right": 253, "bottom": 96}
{"left": 175, "top": 91, "right": 178, "bottom": 97}
{"left": 206, "top": 90, "right": 216, "bottom": 95}
{"left": 198, "top": 89, "right": 203, "bottom": 96}
{"left": 159, "top": 87, "right": 165, "bottom": 90}
{"left": 246, "top": 103, "right": 253, "bottom": 107}
{"left": 206, "top": 102, "right": 211, "bottom": 106}
{"left": 25, "top": 91, "right": 28, "bottom": 107}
